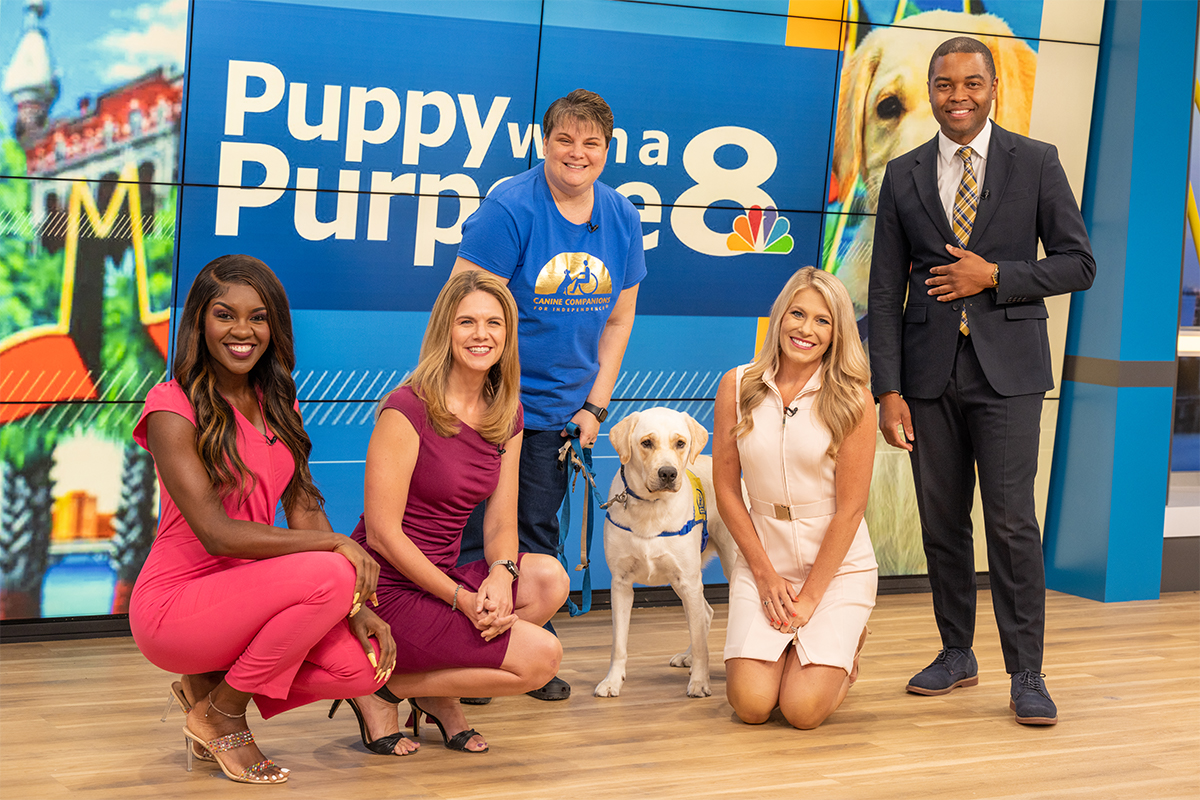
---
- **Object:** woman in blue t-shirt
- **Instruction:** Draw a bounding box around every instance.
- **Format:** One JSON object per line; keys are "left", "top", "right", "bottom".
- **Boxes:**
{"left": 448, "top": 89, "right": 646, "bottom": 702}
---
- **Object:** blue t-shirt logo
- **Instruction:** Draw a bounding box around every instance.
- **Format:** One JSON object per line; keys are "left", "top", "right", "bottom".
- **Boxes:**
{"left": 534, "top": 252, "right": 614, "bottom": 309}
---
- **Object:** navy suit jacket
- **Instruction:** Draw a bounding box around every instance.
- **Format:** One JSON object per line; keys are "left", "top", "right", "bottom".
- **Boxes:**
{"left": 868, "top": 124, "right": 1095, "bottom": 399}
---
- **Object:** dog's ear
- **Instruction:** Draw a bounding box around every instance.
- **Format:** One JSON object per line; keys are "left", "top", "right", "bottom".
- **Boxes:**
{"left": 988, "top": 34, "right": 1037, "bottom": 136}
{"left": 684, "top": 414, "right": 709, "bottom": 465}
{"left": 832, "top": 42, "right": 880, "bottom": 203}
{"left": 609, "top": 412, "right": 638, "bottom": 464}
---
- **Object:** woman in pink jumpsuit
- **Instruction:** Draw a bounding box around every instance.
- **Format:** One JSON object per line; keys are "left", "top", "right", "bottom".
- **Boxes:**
{"left": 129, "top": 255, "right": 401, "bottom": 784}
{"left": 713, "top": 267, "right": 878, "bottom": 730}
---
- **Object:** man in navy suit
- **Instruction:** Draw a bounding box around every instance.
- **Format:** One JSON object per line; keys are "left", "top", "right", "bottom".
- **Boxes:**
{"left": 868, "top": 36, "right": 1095, "bottom": 725}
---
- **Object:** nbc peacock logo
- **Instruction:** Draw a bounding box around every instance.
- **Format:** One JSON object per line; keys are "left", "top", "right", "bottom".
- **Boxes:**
{"left": 726, "top": 205, "right": 794, "bottom": 254}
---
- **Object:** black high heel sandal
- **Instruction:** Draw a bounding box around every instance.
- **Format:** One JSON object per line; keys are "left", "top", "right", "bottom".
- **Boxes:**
{"left": 407, "top": 698, "right": 488, "bottom": 753}
{"left": 329, "top": 693, "right": 418, "bottom": 757}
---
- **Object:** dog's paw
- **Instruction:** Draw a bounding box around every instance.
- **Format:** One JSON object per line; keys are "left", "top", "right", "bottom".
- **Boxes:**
{"left": 669, "top": 652, "right": 692, "bottom": 668}
{"left": 685, "top": 678, "right": 712, "bottom": 698}
{"left": 594, "top": 675, "right": 624, "bottom": 697}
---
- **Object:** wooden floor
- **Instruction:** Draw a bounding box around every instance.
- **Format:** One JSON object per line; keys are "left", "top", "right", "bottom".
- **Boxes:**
{"left": 1, "top": 590, "right": 1197, "bottom": 800}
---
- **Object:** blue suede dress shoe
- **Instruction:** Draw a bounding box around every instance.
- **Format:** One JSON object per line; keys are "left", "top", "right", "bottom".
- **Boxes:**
{"left": 906, "top": 648, "right": 979, "bottom": 695}
{"left": 1010, "top": 671, "right": 1058, "bottom": 725}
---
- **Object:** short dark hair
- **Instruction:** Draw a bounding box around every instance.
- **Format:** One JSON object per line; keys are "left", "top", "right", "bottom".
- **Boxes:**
{"left": 542, "top": 89, "right": 614, "bottom": 145}
{"left": 928, "top": 36, "right": 996, "bottom": 81}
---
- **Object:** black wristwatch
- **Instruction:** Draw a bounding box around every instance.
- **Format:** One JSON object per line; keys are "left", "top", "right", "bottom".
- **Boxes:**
{"left": 490, "top": 559, "right": 520, "bottom": 580}
{"left": 581, "top": 401, "right": 608, "bottom": 422}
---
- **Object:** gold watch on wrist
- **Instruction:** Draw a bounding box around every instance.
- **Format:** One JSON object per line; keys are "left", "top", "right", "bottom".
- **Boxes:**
{"left": 991, "top": 263, "right": 1000, "bottom": 288}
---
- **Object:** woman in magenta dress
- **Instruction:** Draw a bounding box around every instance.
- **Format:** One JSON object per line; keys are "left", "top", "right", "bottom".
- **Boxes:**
{"left": 330, "top": 269, "right": 569, "bottom": 754}
{"left": 130, "top": 254, "right": 400, "bottom": 784}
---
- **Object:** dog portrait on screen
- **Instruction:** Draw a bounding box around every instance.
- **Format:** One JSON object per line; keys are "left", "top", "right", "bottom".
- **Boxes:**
{"left": 823, "top": 7, "right": 1038, "bottom": 318}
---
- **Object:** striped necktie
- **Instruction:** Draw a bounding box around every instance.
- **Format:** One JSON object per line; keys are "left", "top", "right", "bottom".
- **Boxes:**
{"left": 951, "top": 146, "right": 978, "bottom": 335}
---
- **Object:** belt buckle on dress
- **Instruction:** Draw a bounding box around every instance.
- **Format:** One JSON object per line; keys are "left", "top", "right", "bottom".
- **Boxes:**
{"left": 772, "top": 503, "right": 793, "bottom": 522}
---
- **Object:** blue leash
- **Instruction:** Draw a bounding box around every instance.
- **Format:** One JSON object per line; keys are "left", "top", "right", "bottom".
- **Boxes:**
{"left": 556, "top": 422, "right": 598, "bottom": 616}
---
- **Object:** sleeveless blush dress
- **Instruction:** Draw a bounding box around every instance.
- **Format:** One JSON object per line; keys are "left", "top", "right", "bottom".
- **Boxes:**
{"left": 723, "top": 364, "right": 878, "bottom": 672}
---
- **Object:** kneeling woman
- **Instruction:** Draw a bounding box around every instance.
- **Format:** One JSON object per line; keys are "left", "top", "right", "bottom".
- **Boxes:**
{"left": 713, "top": 267, "right": 878, "bottom": 730}
{"left": 334, "top": 269, "right": 569, "bottom": 754}
{"left": 130, "top": 255, "right": 397, "bottom": 784}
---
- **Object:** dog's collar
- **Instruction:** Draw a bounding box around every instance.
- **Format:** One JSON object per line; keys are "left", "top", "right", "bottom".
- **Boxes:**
{"left": 605, "top": 470, "right": 710, "bottom": 551}
{"left": 599, "top": 465, "right": 647, "bottom": 511}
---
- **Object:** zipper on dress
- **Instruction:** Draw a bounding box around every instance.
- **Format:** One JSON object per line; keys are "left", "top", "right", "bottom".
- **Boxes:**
{"left": 776, "top": 387, "right": 791, "bottom": 525}
{"left": 779, "top": 388, "right": 808, "bottom": 577}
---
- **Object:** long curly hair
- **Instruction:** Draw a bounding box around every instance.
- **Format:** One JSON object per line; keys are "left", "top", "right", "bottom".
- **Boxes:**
{"left": 733, "top": 267, "right": 869, "bottom": 458}
{"left": 172, "top": 254, "right": 323, "bottom": 514}
{"left": 390, "top": 269, "right": 521, "bottom": 446}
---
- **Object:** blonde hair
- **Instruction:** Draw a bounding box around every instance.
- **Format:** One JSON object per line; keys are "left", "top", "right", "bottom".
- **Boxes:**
{"left": 733, "top": 267, "right": 869, "bottom": 458}
{"left": 387, "top": 270, "right": 521, "bottom": 445}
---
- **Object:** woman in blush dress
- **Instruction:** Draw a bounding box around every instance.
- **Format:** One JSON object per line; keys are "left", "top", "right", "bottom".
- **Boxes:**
{"left": 713, "top": 266, "right": 878, "bottom": 730}
{"left": 330, "top": 269, "right": 569, "bottom": 754}
{"left": 130, "top": 254, "right": 399, "bottom": 784}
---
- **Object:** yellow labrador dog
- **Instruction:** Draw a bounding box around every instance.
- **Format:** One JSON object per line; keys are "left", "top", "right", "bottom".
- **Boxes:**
{"left": 830, "top": 10, "right": 1038, "bottom": 314}
{"left": 594, "top": 408, "right": 739, "bottom": 699}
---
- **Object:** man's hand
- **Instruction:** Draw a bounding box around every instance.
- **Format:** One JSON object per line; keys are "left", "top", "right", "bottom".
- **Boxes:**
{"left": 878, "top": 393, "right": 914, "bottom": 452}
{"left": 927, "top": 245, "right": 995, "bottom": 301}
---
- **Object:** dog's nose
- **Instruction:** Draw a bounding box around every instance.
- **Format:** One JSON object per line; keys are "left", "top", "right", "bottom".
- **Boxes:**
{"left": 658, "top": 466, "right": 677, "bottom": 485}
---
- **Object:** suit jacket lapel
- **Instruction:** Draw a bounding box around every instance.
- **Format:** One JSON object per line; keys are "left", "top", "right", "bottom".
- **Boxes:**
{"left": 911, "top": 137, "right": 956, "bottom": 247}
{"left": 970, "top": 124, "right": 1014, "bottom": 244}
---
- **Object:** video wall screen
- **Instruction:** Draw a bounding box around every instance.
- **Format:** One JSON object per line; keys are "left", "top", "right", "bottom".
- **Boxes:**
{"left": 1, "top": 0, "right": 1103, "bottom": 619}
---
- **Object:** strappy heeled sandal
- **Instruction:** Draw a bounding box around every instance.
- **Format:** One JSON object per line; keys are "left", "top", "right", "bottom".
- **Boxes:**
{"left": 329, "top": 696, "right": 418, "bottom": 756}
{"left": 407, "top": 698, "right": 488, "bottom": 753}
{"left": 375, "top": 684, "right": 405, "bottom": 705}
{"left": 162, "top": 681, "right": 214, "bottom": 762}
{"left": 183, "top": 727, "right": 288, "bottom": 784}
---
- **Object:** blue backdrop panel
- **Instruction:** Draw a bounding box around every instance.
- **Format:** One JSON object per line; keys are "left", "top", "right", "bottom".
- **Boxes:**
{"left": 179, "top": 0, "right": 542, "bottom": 311}
{"left": 299, "top": 311, "right": 760, "bottom": 590}
{"left": 1045, "top": 381, "right": 1115, "bottom": 598}
{"left": 1106, "top": 387, "right": 1173, "bottom": 600}
{"left": 1044, "top": 0, "right": 1194, "bottom": 602}
{"left": 176, "top": 0, "right": 835, "bottom": 317}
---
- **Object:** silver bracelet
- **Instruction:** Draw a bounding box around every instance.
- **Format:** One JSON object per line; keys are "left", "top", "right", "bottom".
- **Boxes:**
{"left": 489, "top": 559, "right": 520, "bottom": 579}
{"left": 450, "top": 584, "right": 463, "bottom": 612}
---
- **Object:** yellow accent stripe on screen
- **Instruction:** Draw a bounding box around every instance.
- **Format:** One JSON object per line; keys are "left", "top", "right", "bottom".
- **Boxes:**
{"left": 785, "top": 0, "right": 844, "bottom": 49}
{"left": 1187, "top": 183, "right": 1199, "bottom": 261}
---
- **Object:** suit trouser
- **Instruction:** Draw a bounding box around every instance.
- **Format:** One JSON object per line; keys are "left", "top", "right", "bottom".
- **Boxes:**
{"left": 907, "top": 334, "right": 1046, "bottom": 674}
